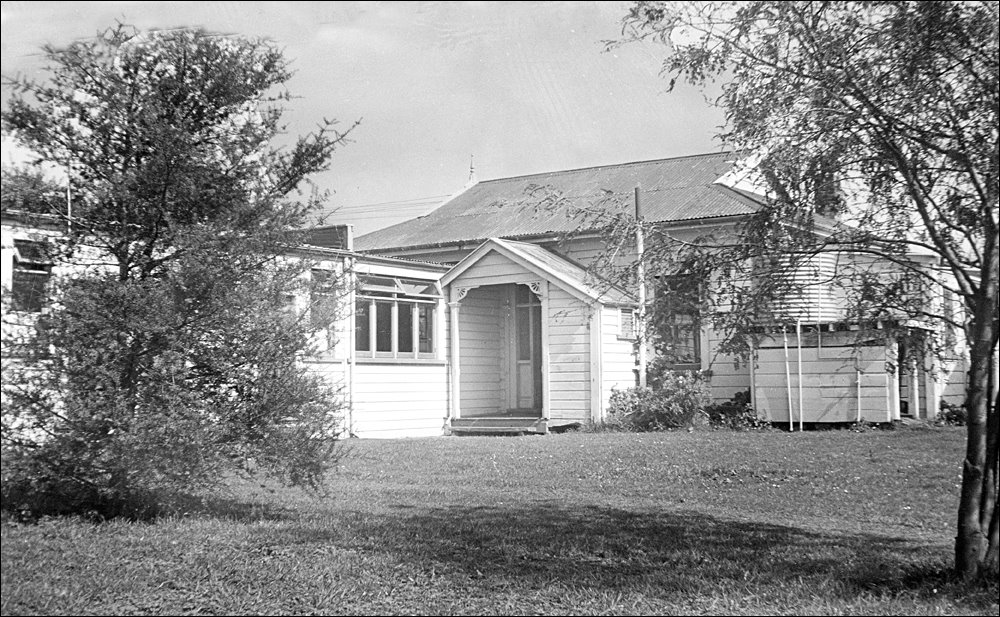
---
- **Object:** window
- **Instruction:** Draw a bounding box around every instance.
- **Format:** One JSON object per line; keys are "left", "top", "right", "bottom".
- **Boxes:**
{"left": 354, "top": 275, "right": 439, "bottom": 360}
{"left": 10, "top": 240, "right": 52, "bottom": 313}
{"left": 653, "top": 273, "right": 701, "bottom": 369}
{"left": 619, "top": 307, "right": 636, "bottom": 340}
{"left": 310, "top": 269, "right": 339, "bottom": 329}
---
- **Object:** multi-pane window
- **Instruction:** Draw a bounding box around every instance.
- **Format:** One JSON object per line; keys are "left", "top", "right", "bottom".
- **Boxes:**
{"left": 653, "top": 273, "right": 701, "bottom": 369}
{"left": 10, "top": 240, "right": 52, "bottom": 313}
{"left": 355, "top": 275, "right": 439, "bottom": 359}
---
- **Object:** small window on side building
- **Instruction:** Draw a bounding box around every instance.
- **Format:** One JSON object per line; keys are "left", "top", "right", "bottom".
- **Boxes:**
{"left": 619, "top": 307, "right": 636, "bottom": 340}
{"left": 10, "top": 240, "right": 52, "bottom": 313}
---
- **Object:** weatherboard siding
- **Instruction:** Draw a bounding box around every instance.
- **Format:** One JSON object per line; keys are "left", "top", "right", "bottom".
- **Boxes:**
{"left": 351, "top": 363, "right": 448, "bottom": 437}
{"left": 705, "top": 327, "right": 751, "bottom": 404}
{"left": 601, "top": 305, "right": 638, "bottom": 418}
{"left": 458, "top": 286, "right": 505, "bottom": 417}
{"left": 546, "top": 287, "right": 591, "bottom": 425}
{"left": 453, "top": 251, "right": 538, "bottom": 288}
{"left": 752, "top": 333, "right": 894, "bottom": 424}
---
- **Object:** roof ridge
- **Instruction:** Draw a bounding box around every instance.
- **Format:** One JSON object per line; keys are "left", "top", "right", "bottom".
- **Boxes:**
{"left": 476, "top": 150, "right": 737, "bottom": 185}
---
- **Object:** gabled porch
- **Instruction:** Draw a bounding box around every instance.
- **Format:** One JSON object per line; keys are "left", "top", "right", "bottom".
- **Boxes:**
{"left": 441, "top": 238, "right": 636, "bottom": 435}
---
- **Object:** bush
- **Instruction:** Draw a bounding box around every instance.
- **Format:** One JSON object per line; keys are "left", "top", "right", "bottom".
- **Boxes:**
{"left": 703, "top": 390, "right": 769, "bottom": 430}
{"left": 1, "top": 450, "right": 163, "bottom": 522}
{"left": 935, "top": 401, "right": 967, "bottom": 426}
{"left": 607, "top": 370, "right": 709, "bottom": 431}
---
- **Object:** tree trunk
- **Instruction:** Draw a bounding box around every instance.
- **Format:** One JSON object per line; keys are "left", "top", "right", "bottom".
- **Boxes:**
{"left": 955, "top": 289, "right": 999, "bottom": 580}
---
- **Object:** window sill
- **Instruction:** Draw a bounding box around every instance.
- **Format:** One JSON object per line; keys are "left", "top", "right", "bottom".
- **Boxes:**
{"left": 355, "top": 356, "right": 447, "bottom": 366}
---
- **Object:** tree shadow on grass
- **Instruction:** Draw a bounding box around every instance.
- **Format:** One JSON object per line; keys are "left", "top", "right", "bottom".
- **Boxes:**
{"left": 151, "top": 490, "right": 298, "bottom": 523}
{"left": 330, "top": 502, "right": 996, "bottom": 610}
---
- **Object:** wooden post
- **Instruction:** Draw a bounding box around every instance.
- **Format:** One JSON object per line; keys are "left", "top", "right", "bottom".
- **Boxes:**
{"left": 449, "top": 299, "right": 462, "bottom": 421}
{"left": 856, "top": 371, "right": 862, "bottom": 423}
{"left": 923, "top": 339, "right": 939, "bottom": 421}
{"left": 796, "top": 319, "right": 803, "bottom": 430}
{"left": 784, "top": 325, "right": 793, "bottom": 430}
{"left": 590, "top": 304, "right": 604, "bottom": 423}
{"left": 909, "top": 356, "right": 921, "bottom": 418}
{"left": 540, "top": 281, "right": 551, "bottom": 421}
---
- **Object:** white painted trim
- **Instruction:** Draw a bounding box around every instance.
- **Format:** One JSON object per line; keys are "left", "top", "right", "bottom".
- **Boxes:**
{"left": 909, "top": 356, "right": 921, "bottom": 418}
{"left": 440, "top": 238, "right": 600, "bottom": 304}
{"left": 353, "top": 261, "right": 448, "bottom": 280}
{"left": 700, "top": 325, "right": 711, "bottom": 372}
{"left": 506, "top": 285, "right": 517, "bottom": 410}
{"left": 540, "top": 280, "right": 551, "bottom": 421}
{"left": 346, "top": 255, "right": 356, "bottom": 436}
{"left": 923, "top": 339, "right": 940, "bottom": 421}
{"left": 590, "top": 302, "right": 604, "bottom": 423}
{"left": 448, "top": 299, "right": 461, "bottom": 421}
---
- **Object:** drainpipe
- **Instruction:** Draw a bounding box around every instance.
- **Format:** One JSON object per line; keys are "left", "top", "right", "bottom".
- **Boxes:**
{"left": 635, "top": 187, "right": 647, "bottom": 388}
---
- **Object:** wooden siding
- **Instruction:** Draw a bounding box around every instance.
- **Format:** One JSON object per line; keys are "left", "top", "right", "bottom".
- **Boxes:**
{"left": 752, "top": 332, "right": 895, "bottom": 423}
{"left": 705, "top": 327, "right": 751, "bottom": 404}
{"left": 352, "top": 363, "right": 448, "bottom": 437}
{"left": 458, "top": 286, "right": 505, "bottom": 417}
{"left": 453, "top": 251, "right": 537, "bottom": 289}
{"left": 547, "top": 287, "right": 591, "bottom": 425}
{"left": 600, "top": 305, "right": 638, "bottom": 418}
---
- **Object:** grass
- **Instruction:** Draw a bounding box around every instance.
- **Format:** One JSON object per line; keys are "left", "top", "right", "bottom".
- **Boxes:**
{"left": 2, "top": 425, "right": 996, "bottom": 615}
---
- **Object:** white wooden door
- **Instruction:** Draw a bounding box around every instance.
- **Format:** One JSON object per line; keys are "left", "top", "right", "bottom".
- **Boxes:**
{"left": 513, "top": 285, "right": 542, "bottom": 411}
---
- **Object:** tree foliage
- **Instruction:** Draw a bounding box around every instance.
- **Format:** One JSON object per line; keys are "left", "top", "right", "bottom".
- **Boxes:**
{"left": 612, "top": 1, "right": 997, "bottom": 580}
{"left": 1, "top": 25, "right": 354, "bottom": 517}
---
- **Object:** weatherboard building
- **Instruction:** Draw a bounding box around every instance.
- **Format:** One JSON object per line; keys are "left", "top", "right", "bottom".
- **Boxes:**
{"left": 2, "top": 153, "right": 968, "bottom": 438}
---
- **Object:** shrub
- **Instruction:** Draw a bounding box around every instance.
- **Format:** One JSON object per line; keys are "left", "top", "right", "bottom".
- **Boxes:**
{"left": 607, "top": 370, "right": 709, "bottom": 431}
{"left": 935, "top": 401, "right": 967, "bottom": 426}
{"left": 703, "top": 390, "right": 769, "bottom": 430}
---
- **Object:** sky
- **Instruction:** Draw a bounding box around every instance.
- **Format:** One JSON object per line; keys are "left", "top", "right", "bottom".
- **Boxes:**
{"left": 1, "top": 1, "right": 726, "bottom": 236}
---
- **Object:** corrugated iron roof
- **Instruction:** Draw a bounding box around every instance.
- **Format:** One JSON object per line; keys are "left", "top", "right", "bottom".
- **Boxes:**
{"left": 356, "top": 152, "right": 763, "bottom": 252}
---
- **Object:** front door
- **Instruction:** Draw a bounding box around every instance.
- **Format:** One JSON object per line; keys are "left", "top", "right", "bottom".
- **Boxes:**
{"left": 513, "top": 284, "right": 542, "bottom": 411}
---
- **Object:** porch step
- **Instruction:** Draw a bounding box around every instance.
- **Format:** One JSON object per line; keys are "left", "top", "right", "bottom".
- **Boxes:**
{"left": 450, "top": 417, "right": 547, "bottom": 435}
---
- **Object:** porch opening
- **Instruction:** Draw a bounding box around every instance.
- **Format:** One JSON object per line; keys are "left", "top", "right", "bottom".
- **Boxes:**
{"left": 458, "top": 283, "right": 543, "bottom": 420}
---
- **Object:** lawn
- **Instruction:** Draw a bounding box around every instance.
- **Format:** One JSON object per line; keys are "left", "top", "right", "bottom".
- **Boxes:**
{"left": 2, "top": 426, "right": 996, "bottom": 615}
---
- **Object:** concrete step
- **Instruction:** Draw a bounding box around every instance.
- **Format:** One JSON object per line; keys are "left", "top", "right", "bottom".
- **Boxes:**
{"left": 450, "top": 417, "right": 547, "bottom": 435}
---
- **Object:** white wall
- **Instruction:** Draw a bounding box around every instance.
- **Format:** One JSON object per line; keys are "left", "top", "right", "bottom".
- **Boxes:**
{"left": 457, "top": 285, "right": 505, "bottom": 417}
{"left": 547, "top": 286, "right": 591, "bottom": 425}
{"left": 351, "top": 362, "right": 448, "bottom": 438}
{"left": 600, "top": 305, "right": 638, "bottom": 416}
{"left": 705, "top": 327, "right": 752, "bottom": 404}
{"left": 753, "top": 330, "right": 895, "bottom": 423}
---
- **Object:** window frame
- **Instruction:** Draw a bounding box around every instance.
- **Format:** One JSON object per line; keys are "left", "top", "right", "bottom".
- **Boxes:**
{"left": 354, "top": 275, "right": 440, "bottom": 362}
{"left": 654, "top": 273, "right": 703, "bottom": 371}
{"left": 10, "top": 239, "right": 53, "bottom": 313}
{"left": 618, "top": 307, "right": 637, "bottom": 341}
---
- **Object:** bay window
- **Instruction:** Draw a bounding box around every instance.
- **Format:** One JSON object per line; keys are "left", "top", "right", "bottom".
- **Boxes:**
{"left": 355, "top": 275, "right": 439, "bottom": 360}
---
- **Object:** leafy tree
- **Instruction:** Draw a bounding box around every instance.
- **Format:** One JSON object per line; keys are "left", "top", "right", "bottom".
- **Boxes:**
{"left": 608, "top": 1, "right": 997, "bottom": 579}
{"left": 1, "top": 25, "right": 355, "bottom": 517}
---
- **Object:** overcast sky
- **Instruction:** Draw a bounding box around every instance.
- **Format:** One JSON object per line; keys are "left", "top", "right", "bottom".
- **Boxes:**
{"left": 1, "top": 1, "right": 726, "bottom": 236}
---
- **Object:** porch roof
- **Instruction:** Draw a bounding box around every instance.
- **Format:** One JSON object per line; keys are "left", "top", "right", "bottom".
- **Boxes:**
{"left": 441, "top": 237, "right": 634, "bottom": 305}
